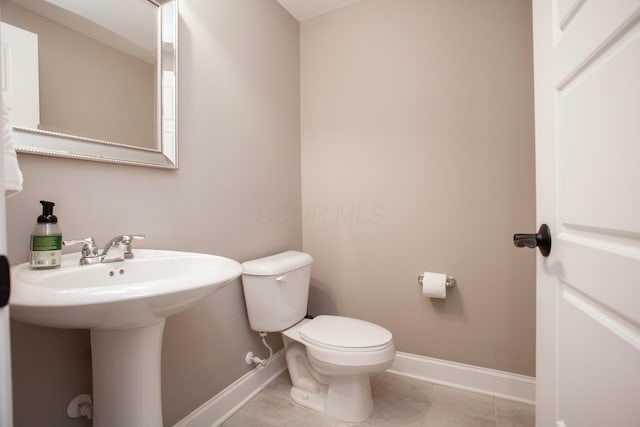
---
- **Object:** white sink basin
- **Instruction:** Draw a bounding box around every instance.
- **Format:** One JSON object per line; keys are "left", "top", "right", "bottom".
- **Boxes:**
{"left": 10, "top": 249, "right": 242, "bottom": 329}
{"left": 10, "top": 248, "right": 242, "bottom": 426}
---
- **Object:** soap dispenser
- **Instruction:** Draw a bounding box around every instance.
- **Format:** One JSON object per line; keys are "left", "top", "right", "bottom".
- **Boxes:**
{"left": 29, "top": 200, "right": 62, "bottom": 269}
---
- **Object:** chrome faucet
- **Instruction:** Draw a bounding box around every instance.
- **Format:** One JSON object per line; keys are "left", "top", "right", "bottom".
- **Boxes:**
{"left": 101, "top": 235, "right": 145, "bottom": 262}
{"left": 64, "top": 235, "right": 145, "bottom": 265}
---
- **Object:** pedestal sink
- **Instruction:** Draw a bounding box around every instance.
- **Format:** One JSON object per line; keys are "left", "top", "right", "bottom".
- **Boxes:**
{"left": 10, "top": 249, "right": 242, "bottom": 427}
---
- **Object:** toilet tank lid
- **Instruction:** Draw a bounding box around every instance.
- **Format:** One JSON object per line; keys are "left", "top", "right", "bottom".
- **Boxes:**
{"left": 242, "top": 251, "right": 313, "bottom": 276}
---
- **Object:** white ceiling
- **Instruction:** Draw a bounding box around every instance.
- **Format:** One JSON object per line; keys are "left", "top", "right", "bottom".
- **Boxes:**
{"left": 276, "top": 0, "right": 365, "bottom": 22}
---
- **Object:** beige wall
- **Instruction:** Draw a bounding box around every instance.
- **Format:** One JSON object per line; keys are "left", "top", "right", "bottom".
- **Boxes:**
{"left": 5, "top": 0, "right": 536, "bottom": 425}
{"left": 3, "top": 1, "right": 156, "bottom": 149}
{"left": 301, "top": 0, "right": 536, "bottom": 376}
{"left": 6, "top": 0, "right": 300, "bottom": 426}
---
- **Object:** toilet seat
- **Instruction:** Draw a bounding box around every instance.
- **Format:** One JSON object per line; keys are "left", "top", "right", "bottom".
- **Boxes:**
{"left": 282, "top": 315, "right": 395, "bottom": 368}
{"left": 300, "top": 315, "right": 392, "bottom": 352}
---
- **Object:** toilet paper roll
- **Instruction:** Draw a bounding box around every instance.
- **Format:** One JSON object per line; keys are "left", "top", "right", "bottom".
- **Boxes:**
{"left": 421, "top": 272, "right": 447, "bottom": 299}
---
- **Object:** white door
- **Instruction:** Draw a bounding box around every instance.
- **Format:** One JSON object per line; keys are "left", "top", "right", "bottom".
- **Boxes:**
{"left": 0, "top": 223, "right": 11, "bottom": 427}
{"left": 532, "top": 1, "right": 640, "bottom": 426}
{"left": 0, "top": 8, "right": 13, "bottom": 423}
{"left": 0, "top": 68, "right": 12, "bottom": 427}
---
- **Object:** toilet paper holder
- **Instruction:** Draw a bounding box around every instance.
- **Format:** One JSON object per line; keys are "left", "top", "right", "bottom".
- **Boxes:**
{"left": 417, "top": 273, "right": 456, "bottom": 288}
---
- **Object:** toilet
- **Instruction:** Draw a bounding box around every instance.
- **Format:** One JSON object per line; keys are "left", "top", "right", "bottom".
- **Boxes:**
{"left": 241, "top": 250, "right": 395, "bottom": 423}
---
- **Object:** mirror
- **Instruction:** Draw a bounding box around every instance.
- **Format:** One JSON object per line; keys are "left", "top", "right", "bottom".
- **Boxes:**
{"left": 1, "top": 0, "right": 177, "bottom": 168}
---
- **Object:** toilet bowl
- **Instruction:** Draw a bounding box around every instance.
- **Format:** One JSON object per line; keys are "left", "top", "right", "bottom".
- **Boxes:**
{"left": 282, "top": 316, "right": 394, "bottom": 422}
{"left": 241, "top": 251, "right": 396, "bottom": 423}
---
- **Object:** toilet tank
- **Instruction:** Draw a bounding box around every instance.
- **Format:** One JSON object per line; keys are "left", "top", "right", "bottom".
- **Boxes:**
{"left": 241, "top": 251, "right": 313, "bottom": 332}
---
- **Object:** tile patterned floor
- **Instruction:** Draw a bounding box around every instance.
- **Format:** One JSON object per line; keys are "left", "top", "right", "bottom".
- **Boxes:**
{"left": 221, "top": 371, "right": 535, "bottom": 427}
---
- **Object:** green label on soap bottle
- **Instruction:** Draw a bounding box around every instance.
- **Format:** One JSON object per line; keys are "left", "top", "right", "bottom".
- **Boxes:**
{"left": 31, "top": 235, "right": 62, "bottom": 251}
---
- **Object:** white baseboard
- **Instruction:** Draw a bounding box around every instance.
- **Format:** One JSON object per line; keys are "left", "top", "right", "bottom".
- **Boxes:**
{"left": 173, "top": 349, "right": 287, "bottom": 427}
{"left": 388, "top": 352, "right": 535, "bottom": 404}
{"left": 174, "top": 349, "right": 535, "bottom": 427}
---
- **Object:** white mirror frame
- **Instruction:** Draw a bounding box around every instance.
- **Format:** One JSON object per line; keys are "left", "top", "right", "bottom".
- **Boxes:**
{"left": 13, "top": 0, "right": 178, "bottom": 169}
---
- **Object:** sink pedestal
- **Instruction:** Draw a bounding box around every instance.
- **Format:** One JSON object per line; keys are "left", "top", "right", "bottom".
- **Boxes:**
{"left": 91, "top": 321, "right": 166, "bottom": 427}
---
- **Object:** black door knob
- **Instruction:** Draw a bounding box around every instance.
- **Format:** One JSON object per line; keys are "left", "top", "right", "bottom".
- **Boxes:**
{"left": 513, "top": 224, "right": 551, "bottom": 257}
{"left": 0, "top": 255, "right": 9, "bottom": 308}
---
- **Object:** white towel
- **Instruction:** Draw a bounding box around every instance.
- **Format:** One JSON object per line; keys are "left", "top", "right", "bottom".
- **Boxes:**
{"left": 3, "top": 104, "right": 23, "bottom": 198}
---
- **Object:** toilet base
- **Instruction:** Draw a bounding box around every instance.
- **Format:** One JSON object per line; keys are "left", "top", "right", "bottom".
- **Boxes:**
{"left": 290, "top": 373, "right": 374, "bottom": 423}
{"left": 290, "top": 386, "right": 326, "bottom": 415}
{"left": 282, "top": 320, "right": 393, "bottom": 424}
{"left": 325, "top": 374, "right": 374, "bottom": 422}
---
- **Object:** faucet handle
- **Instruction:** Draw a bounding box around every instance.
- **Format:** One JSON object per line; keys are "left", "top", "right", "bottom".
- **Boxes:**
{"left": 122, "top": 235, "right": 145, "bottom": 259}
{"left": 63, "top": 237, "right": 98, "bottom": 257}
{"left": 122, "top": 234, "right": 145, "bottom": 242}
